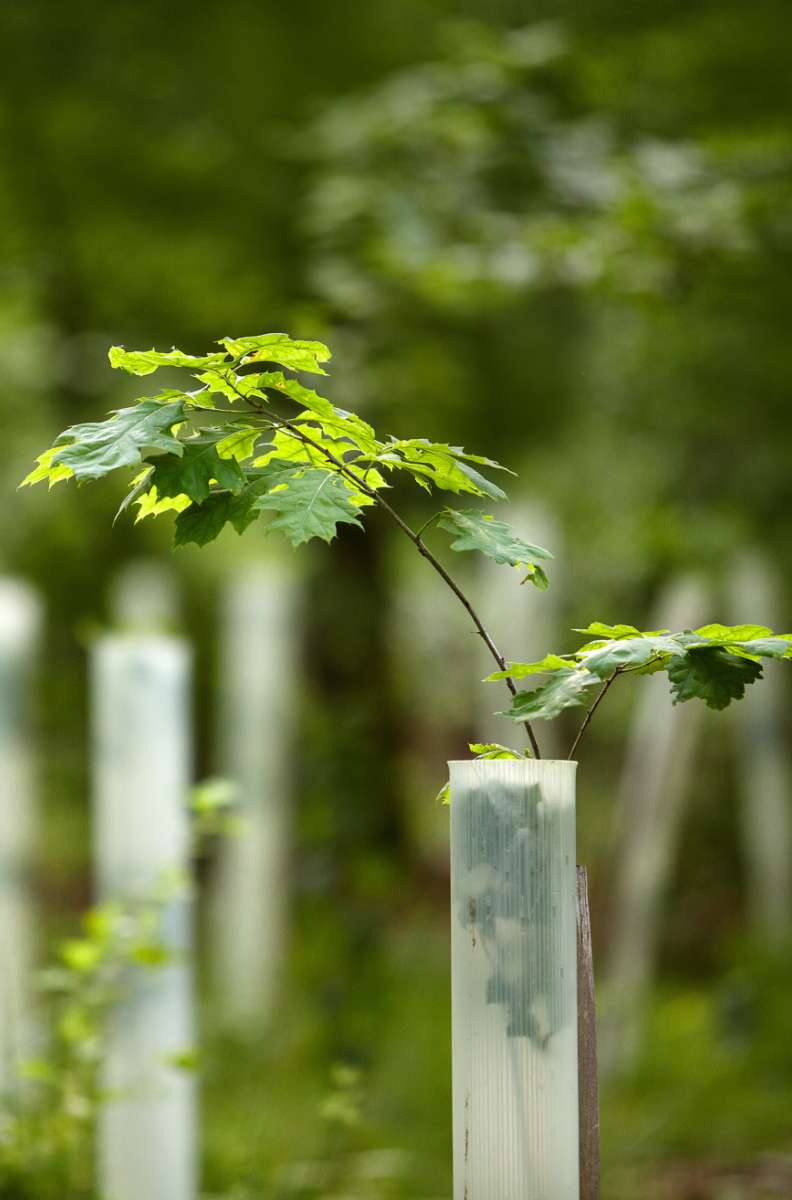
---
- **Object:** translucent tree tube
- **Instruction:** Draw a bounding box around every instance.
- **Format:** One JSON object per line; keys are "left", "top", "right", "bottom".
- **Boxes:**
{"left": 0, "top": 579, "right": 42, "bottom": 1093}
{"left": 210, "top": 564, "right": 299, "bottom": 1028}
{"left": 450, "top": 758, "right": 579, "bottom": 1200}
{"left": 91, "top": 635, "right": 195, "bottom": 1200}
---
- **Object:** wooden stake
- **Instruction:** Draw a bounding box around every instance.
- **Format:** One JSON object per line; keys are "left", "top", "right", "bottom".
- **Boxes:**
{"left": 577, "top": 866, "right": 600, "bottom": 1200}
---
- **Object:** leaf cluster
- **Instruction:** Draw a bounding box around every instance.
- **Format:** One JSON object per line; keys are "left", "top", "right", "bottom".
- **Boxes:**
{"left": 21, "top": 333, "right": 551, "bottom": 588}
{"left": 489, "top": 622, "right": 792, "bottom": 722}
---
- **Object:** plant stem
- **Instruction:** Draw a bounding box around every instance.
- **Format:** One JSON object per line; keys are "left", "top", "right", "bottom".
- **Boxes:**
{"left": 414, "top": 510, "right": 444, "bottom": 540}
{"left": 242, "top": 393, "right": 542, "bottom": 758}
{"left": 567, "top": 670, "right": 619, "bottom": 761}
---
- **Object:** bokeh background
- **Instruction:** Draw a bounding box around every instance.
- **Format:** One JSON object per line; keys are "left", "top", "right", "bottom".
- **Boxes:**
{"left": 2, "top": 2, "right": 792, "bottom": 1197}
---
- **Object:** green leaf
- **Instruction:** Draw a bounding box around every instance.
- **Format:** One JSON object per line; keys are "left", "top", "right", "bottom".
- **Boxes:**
{"left": 20, "top": 445, "right": 75, "bottom": 488}
{"left": 215, "top": 427, "right": 262, "bottom": 461}
{"left": 526, "top": 564, "right": 549, "bottom": 590}
{"left": 500, "top": 668, "right": 600, "bottom": 721}
{"left": 485, "top": 653, "right": 574, "bottom": 681}
{"left": 468, "top": 742, "right": 526, "bottom": 759}
{"left": 252, "top": 467, "right": 364, "bottom": 546}
{"left": 219, "top": 333, "right": 332, "bottom": 375}
{"left": 688, "top": 624, "right": 792, "bottom": 661}
{"left": 731, "top": 637, "right": 792, "bottom": 660}
{"left": 579, "top": 634, "right": 685, "bottom": 679}
{"left": 667, "top": 647, "right": 762, "bottom": 710}
{"left": 109, "top": 346, "right": 227, "bottom": 375}
{"left": 174, "top": 493, "right": 235, "bottom": 548}
{"left": 255, "top": 371, "right": 336, "bottom": 418}
{"left": 378, "top": 440, "right": 509, "bottom": 500}
{"left": 135, "top": 486, "right": 192, "bottom": 523}
{"left": 694, "top": 623, "right": 773, "bottom": 642}
{"left": 573, "top": 622, "right": 667, "bottom": 640}
{"left": 49, "top": 400, "right": 186, "bottom": 482}
{"left": 148, "top": 439, "right": 246, "bottom": 503}
{"left": 438, "top": 509, "right": 553, "bottom": 577}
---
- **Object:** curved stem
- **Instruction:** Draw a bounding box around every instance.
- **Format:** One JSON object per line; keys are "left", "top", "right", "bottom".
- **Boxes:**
{"left": 567, "top": 671, "right": 619, "bottom": 761}
{"left": 238, "top": 390, "right": 542, "bottom": 758}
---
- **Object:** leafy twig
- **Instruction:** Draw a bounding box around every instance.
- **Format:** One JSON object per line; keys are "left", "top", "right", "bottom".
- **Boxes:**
{"left": 242, "top": 392, "right": 542, "bottom": 757}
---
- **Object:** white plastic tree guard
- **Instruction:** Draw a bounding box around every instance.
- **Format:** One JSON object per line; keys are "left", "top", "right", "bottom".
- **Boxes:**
{"left": 450, "top": 758, "right": 579, "bottom": 1200}
{"left": 91, "top": 635, "right": 196, "bottom": 1200}
{"left": 109, "top": 558, "right": 180, "bottom": 633}
{"left": 0, "top": 578, "right": 42, "bottom": 1094}
{"left": 730, "top": 550, "right": 792, "bottom": 943}
{"left": 210, "top": 565, "right": 299, "bottom": 1027}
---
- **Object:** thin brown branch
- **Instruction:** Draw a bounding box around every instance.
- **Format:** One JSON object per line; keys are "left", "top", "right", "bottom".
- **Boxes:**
{"left": 567, "top": 670, "right": 619, "bottom": 761}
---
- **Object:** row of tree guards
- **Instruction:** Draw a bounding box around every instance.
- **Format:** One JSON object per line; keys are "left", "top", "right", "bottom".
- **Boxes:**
{"left": 0, "top": 522, "right": 790, "bottom": 1198}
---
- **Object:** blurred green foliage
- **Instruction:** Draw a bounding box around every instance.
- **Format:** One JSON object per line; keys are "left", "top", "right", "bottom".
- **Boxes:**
{"left": 2, "top": 1, "right": 792, "bottom": 1196}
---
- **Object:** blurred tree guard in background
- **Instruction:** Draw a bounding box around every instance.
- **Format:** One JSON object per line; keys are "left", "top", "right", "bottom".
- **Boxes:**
{"left": 0, "top": 580, "right": 42, "bottom": 1096}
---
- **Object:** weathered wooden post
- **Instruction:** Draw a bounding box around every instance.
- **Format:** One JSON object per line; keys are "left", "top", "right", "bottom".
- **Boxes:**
{"left": 209, "top": 564, "right": 299, "bottom": 1028}
{"left": 91, "top": 634, "right": 196, "bottom": 1200}
{"left": 577, "top": 867, "right": 600, "bottom": 1200}
{"left": 0, "top": 578, "right": 42, "bottom": 1093}
{"left": 729, "top": 550, "right": 792, "bottom": 943}
{"left": 601, "top": 575, "right": 710, "bottom": 1074}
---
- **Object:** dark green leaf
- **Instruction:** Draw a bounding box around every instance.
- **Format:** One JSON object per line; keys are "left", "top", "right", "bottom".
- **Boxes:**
{"left": 174, "top": 494, "right": 235, "bottom": 548}
{"left": 149, "top": 439, "right": 246, "bottom": 503}
{"left": 438, "top": 509, "right": 553, "bottom": 574}
{"left": 252, "top": 467, "right": 363, "bottom": 545}
{"left": 667, "top": 647, "right": 762, "bottom": 710}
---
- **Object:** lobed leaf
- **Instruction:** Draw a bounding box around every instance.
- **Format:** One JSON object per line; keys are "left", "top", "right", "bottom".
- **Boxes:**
{"left": 109, "top": 346, "right": 226, "bottom": 375}
{"left": 485, "top": 653, "right": 572, "bottom": 681}
{"left": 173, "top": 494, "right": 236, "bottom": 548}
{"left": 667, "top": 646, "right": 763, "bottom": 710}
{"left": 252, "top": 466, "right": 364, "bottom": 546}
{"left": 20, "top": 445, "right": 75, "bottom": 489}
{"left": 468, "top": 742, "right": 527, "bottom": 759}
{"left": 499, "top": 668, "right": 601, "bottom": 722}
{"left": 378, "top": 439, "right": 509, "bottom": 500}
{"left": 218, "top": 333, "right": 332, "bottom": 375}
{"left": 438, "top": 507, "right": 552, "bottom": 587}
{"left": 147, "top": 438, "right": 246, "bottom": 503}
{"left": 46, "top": 400, "right": 186, "bottom": 482}
{"left": 135, "top": 485, "right": 191, "bottom": 523}
{"left": 579, "top": 634, "right": 685, "bottom": 679}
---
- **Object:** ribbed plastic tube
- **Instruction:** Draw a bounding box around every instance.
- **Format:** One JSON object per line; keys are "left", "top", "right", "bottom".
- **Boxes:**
{"left": 449, "top": 758, "right": 579, "bottom": 1200}
{"left": 210, "top": 566, "right": 298, "bottom": 1027}
{"left": 91, "top": 635, "right": 195, "bottom": 1200}
{"left": 0, "top": 579, "right": 42, "bottom": 1093}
